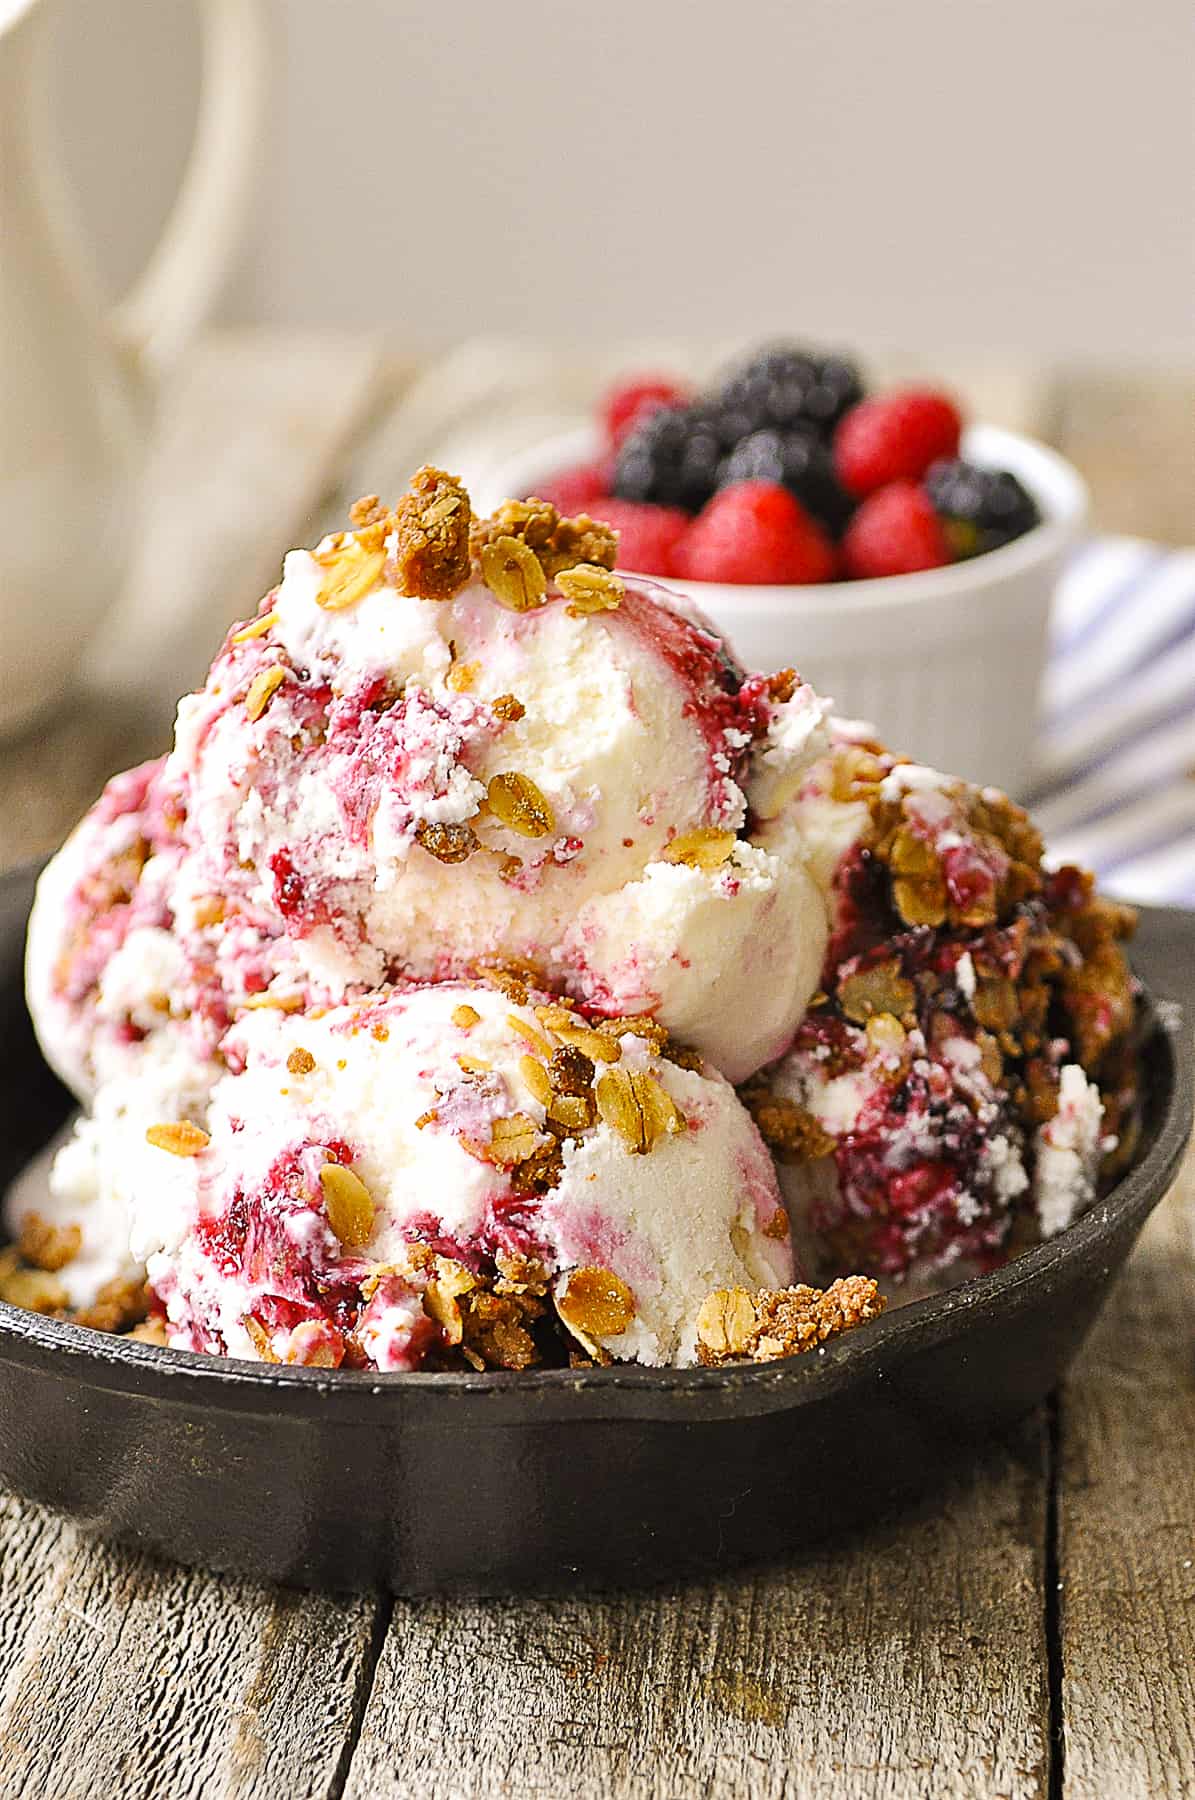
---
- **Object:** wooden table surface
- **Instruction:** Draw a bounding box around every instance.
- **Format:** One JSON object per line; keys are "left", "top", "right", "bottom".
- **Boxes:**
{"left": 1, "top": 336, "right": 1191, "bottom": 1799}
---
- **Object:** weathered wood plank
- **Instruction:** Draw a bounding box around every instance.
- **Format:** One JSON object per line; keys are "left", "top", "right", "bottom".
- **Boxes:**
{"left": 1058, "top": 1149, "right": 1195, "bottom": 1800}
{"left": 0, "top": 1493, "right": 381, "bottom": 1800}
{"left": 345, "top": 1425, "right": 1050, "bottom": 1800}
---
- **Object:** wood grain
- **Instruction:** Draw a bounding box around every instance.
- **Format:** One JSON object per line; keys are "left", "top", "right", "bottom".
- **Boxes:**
{"left": 345, "top": 1427, "right": 1050, "bottom": 1800}
{"left": 0, "top": 1494, "right": 382, "bottom": 1800}
{"left": 1057, "top": 1153, "right": 1195, "bottom": 1800}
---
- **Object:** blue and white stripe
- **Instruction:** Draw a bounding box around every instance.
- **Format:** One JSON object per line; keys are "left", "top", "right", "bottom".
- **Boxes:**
{"left": 1030, "top": 537, "right": 1195, "bottom": 905}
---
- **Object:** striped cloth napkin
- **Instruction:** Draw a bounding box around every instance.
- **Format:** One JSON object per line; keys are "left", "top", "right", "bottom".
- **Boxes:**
{"left": 1032, "top": 538, "right": 1195, "bottom": 905}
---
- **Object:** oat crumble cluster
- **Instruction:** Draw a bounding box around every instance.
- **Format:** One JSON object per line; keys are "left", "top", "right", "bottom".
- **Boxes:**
{"left": 745, "top": 732, "right": 1140, "bottom": 1285}
{"left": 695, "top": 1275, "right": 886, "bottom": 1366}
{"left": 10, "top": 470, "right": 1140, "bottom": 1369}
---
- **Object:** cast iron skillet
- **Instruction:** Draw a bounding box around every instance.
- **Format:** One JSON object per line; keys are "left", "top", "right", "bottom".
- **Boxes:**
{"left": 0, "top": 861, "right": 1190, "bottom": 1595}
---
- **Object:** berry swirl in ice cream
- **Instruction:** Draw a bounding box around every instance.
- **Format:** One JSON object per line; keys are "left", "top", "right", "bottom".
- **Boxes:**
{"left": 744, "top": 727, "right": 1139, "bottom": 1288}
{"left": 76, "top": 981, "right": 796, "bottom": 1370}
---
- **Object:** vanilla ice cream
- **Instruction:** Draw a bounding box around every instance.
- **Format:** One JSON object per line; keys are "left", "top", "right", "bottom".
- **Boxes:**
{"left": 168, "top": 506, "right": 829, "bottom": 1081}
{"left": 4, "top": 1030, "right": 219, "bottom": 1311}
{"left": 25, "top": 758, "right": 187, "bottom": 1097}
{"left": 25, "top": 756, "right": 316, "bottom": 1103}
{"left": 27, "top": 480, "right": 832, "bottom": 1100}
{"left": 1033, "top": 1062, "right": 1105, "bottom": 1239}
{"left": 112, "top": 980, "right": 792, "bottom": 1368}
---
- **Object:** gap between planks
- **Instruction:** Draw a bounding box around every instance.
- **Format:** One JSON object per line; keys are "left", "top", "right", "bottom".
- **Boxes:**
{"left": 341, "top": 1423, "right": 1053, "bottom": 1800}
{"left": 1055, "top": 1165, "right": 1195, "bottom": 1800}
{"left": 0, "top": 1508, "right": 385, "bottom": 1800}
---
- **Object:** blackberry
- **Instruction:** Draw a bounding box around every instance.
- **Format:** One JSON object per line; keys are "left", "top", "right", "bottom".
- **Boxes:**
{"left": 716, "top": 428, "right": 855, "bottom": 537}
{"left": 710, "top": 344, "right": 865, "bottom": 443}
{"left": 611, "top": 406, "right": 723, "bottom": 513}
{"left": 924, "top": 458, "right": 1041, "bottom": 558}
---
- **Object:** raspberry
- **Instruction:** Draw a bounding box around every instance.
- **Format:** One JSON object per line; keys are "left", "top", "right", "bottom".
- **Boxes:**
{"left": 601, "top": 377, "right": 693, "bottom": 450}
{"left": 612, "top": 406, "right": 723, "bottom": 513}
{"left": 840, "top": 481, "right": 952, "bottom": 579}
{"left": 834, "top": 388, "right": 962, "bottom": 497}
{"left": 712, "top": 345, "right": 866, "bottom": 443}
{"left": 530, "top": 460, "right": 611, "bottom": 513}
{"left": 589, "top": 499, "right": 690, "bottom": 578}
{"left": 924, "top": 457, "right": 1041, "bottom": 557}
{"left": 716, "top": 428, "right": 855, "bottom": 537}
{"left": 673, "top": 482, "right": 837, "bottom": 586}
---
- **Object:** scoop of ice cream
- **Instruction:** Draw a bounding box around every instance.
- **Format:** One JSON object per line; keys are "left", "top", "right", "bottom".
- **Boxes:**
{"left": 1034, "top": 1062, "right": 1106, "bottom": 1238}
{"left": 24, "top": 754, "right": 333, "bottom": 1104}
{"left": 746, "top": 732, "right": 1137, "bottom": 1290}
{"left": 164, "top": 488, "right": 829, "bottom": 1081}
{"left": 750, "top": 1009, "right": 1031, "bottom": 1285}
{"left": 28, "top": 482, "right": 831, "bottom": 1095}
{"left": 3, "top": 1021, "right": 220, "bottom": 1315}
{"left": 25, "top": 759, "right": 187, "bottom": 1097}
{"left": 758, "top": 1016, "right": 1104, "bottom": 1288}
{"left": 105, "top": 980, "right": 793, "bottom": 1369}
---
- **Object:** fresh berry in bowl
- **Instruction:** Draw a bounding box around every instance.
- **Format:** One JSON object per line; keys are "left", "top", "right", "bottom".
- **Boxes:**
{"left": 840, "top": 480, "right": 952, "bottom": 579}
{"left": 833, "top": 387, "right": 963, "bottom": 497}
{"left": 673, "top": 482, "right": 837, "bottom": 586}
{"left": 710, "top": 342, "right": 865, "bottom": 441}
{"left": 509, "top": 345, "right": 1045, "bottom": 586}
{"left": 925, "top": 457, "right": 1043, "bottom": 559}
{"left": 583, "top": 498, "right": 690, "bottom": 579}
{"left": 601, "top": 375, "right": 693, "bottom": 449}
{"left": 611, "top": 405, "right": 725, "bottom": 513}
{"left": 532, "top": 459, "right": 613, "bottom": 513}
{"left": 716, "top": 427, "right": 855, "bottom": 538}
{"left": 483, "top": 342, "right": 1085, "bottom": 795}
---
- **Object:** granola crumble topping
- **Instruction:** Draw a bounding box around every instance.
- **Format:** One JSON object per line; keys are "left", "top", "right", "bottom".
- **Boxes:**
{"left": 0, "top": 1239, "right": 153, "bottom": 1335}
{"left": 318, "top": 1162, "right": 375, "bottom": 1247}
{"left": 470, "top": 498, "right": 617, "bottom": 583}
{"left": 662, "top": 828, "right": 737, "bottom": 871}
{"left": 145, "top": 1120, "right": 210, "bottom": 1157}
{"left": 244, "top": 666, "right": 286, "bottom": 722}
{"left": 387, "top": 466, "right": 473, "bottom": 600}
{"left": 487, "top": 771, "right": 555, "bottom": 838}
{"left": 314, "top": 539, "right": 386, "bottom": 612}
{"left": 696, "top": 1276, "right": 885, "bottom": 1365}
{"left": 414, "top": 819, "right": 480, "bottom": 865}
{"left": 490, "top": 692, "right": 526, "bottom": 722}
{"left": 557, "top": 562, "right": 624, "bottom": 616}
{"left": 554, "top": 1265, "right": 636, "bottom": 1355}
{"left": 738, "top": 1082, "right": 836, "bottom": 1162}
{"left": 16, "top": 1211, "right": 82, "bottom": 1272}
{"left": 766, "top": 735, "right": 1142, "bottom": 1283}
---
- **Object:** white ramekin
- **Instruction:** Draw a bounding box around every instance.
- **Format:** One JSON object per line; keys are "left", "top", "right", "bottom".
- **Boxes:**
{"left": 487, "top": 422, "right": 1088, "bottom": 798}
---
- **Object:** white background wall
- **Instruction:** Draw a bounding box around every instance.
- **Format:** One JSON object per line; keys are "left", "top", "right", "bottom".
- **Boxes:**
{"left": 53, "top": 0, "right": 1195, "bottom": 360}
